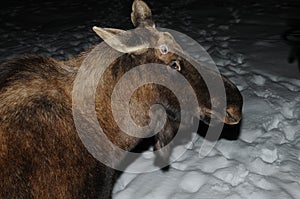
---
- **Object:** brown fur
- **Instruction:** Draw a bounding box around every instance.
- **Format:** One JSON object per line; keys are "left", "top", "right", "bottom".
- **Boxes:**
{"left": 0, "top": 55, "right": 116, "bottom": 198}
{"left": 0, "top": 0, "right": 242, "bottom": 198}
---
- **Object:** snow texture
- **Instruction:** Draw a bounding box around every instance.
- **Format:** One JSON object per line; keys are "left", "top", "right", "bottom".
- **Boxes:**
{"left": 1, "top": 0, "right": 299, "bottom": 198}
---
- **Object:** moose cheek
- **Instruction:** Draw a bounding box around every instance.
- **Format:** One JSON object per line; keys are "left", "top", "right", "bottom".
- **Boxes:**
{"left": 154, "top": 49, "right": 175, "bottom": 64}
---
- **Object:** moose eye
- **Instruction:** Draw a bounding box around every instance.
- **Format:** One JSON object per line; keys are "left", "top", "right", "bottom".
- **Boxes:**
{"left": 169, "top": 61, "right": 181, "bottom": 71}
{"left": 159, "top": 44, "right": 169, "bottom": 55}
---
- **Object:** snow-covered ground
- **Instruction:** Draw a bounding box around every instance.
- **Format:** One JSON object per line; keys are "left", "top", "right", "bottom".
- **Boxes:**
{"left": 1, "top": 0, "right": 300, "bottom": 198}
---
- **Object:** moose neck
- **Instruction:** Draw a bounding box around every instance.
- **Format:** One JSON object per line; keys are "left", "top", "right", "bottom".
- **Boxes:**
{"left": 66, "top": 44, "right": 152, "bottom": 155}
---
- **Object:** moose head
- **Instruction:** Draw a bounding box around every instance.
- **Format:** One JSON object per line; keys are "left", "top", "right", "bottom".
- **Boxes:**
{"left": 75, "top": 0, "right": 243, "bottom": 167}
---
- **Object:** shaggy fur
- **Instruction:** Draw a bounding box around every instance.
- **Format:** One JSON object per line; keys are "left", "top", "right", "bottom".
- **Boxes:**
{"left": 0, "top": 0, "right": 242, "bottom": 198}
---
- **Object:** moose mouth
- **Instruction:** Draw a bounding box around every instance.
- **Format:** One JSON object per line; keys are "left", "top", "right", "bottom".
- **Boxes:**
{"left": 200, "top": 107, "right": 241, "bottom": 125}
{"left": 164, "top": 105, "right": 241, "bottom": 129}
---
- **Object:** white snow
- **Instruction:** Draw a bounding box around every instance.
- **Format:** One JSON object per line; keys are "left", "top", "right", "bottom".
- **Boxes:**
{"left": 1, "top": 0, "right": 300, "bottom": 198}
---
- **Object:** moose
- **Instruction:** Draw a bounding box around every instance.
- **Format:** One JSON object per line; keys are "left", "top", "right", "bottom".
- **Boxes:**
{"left": 0, "top": 0, "right": 242, "bottom": 198}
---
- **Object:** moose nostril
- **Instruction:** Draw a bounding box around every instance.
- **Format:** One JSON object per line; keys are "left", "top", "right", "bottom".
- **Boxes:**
{"left": 226, "top": 110, "right": 238, "bottom": 123}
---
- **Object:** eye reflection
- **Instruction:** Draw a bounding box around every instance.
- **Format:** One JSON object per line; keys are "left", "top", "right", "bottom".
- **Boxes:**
{"left": 159, "top": 44, "right": 169, "bottom": 55}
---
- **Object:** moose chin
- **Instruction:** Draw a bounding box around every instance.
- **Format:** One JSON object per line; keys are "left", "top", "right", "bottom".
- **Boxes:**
{"left": 0, "top": 0, "right": 243, "bottom": 198}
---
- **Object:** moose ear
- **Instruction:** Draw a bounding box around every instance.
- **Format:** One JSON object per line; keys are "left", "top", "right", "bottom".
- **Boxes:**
{"left": 93, "top": 26, "right": 125, "bottom": 40}
{"left": 93, "top": 26, "right": 149, "bottom": 54}
{"left": 131, "top": 0, "right": 154, "bottom": 28}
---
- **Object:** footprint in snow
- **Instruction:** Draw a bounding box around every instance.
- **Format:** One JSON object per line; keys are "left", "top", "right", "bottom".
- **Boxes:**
{"left": 213, "top": 164, "right": 249, "bottom": 186}
{"left": 250, "top": 74, "right": 266, "bottom": 86}
{"left": 179, "top": 171, "right": 206, "bottom": 193}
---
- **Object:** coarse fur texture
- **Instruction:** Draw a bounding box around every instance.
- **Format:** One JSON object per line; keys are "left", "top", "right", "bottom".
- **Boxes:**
{"left": 0, "top": 0, "right": 242, "bottom": 198}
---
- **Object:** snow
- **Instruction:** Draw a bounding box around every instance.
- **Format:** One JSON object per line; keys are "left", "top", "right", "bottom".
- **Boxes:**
{"left": 1, "top": 0, "right": 300, "bottom": 198}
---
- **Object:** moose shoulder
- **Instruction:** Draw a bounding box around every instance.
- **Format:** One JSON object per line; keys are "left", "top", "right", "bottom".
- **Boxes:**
{"left": 0, "top": 0, "right": 242, "bottom": 198}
